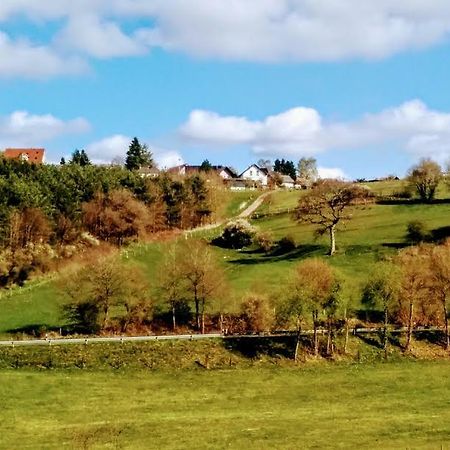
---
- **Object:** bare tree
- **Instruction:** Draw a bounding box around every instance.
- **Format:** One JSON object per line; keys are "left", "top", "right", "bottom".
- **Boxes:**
{"left": 362, "top": 262, "right": 401, "bottom": 355}
{"left": 241, "top": 294, "right": 274, "bottom": 333}
{"left": 427, "top": 243, "right": 450, "bottom": 350}
{"left": 287, "top": 258, "right": 340, "bottom": 357}
{"left": 395, "top": 247, "right": 428, "bottom": 351}
{"left": 294, "top": 180, "right": 372, "bottom": 255}
{"left": 63, "top": 258, "right": 151, "bottom": 333}
{"left": 407, "top": 158, "right": 442, "bottom": 202}
{"left": 158, "top": 243, "right": 186, "bottom": 331}
{"left": 176, "top": 240, "right": 226, "bottom": 333}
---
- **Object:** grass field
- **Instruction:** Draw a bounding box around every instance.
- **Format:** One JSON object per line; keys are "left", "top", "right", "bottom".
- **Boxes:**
{"left": 1, "top": 361, "right": 450, "bottom": 449}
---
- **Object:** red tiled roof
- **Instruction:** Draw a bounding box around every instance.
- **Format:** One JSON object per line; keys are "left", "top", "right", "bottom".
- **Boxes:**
{"left": 3, "top": 148, "right": 45, "bottom": 164}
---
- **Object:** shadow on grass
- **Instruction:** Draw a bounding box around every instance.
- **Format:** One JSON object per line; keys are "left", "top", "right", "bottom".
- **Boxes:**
{"left": 376, "top": 198, "right": 450, "bottom": 206}
{"left": 228, "top": 245, "right": 323, "bottom": 265}
{"left": 7, "top": 323, "right": 66, "bottom": 337}
{"left": 354, "top": 332, "right": 384, "bottom": 350}
{"left": 223, "top": 335, "right": 300, "bottom": 359}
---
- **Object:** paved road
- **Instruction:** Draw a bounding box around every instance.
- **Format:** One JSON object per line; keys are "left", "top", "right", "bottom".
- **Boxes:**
{"left": 0, "top": 326, "right": 442, "bottom": 347}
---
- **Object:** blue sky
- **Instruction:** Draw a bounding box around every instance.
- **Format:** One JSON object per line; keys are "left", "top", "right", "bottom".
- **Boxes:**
{"left": 2, "top": 1, "right": 450, "bottom": 179}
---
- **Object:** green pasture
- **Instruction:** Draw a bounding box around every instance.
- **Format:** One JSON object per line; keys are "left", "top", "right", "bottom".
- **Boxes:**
{"left": 1, "top": 361, "right": 450, "bottom": 449}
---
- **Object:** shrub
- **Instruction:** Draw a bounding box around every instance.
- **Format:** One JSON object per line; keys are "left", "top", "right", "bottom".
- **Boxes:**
{"left": 256, "top": 231, "right": 274, "bottom": 253}
{"left": 240, "top": 294, "right": 274, "bottom": 333}
{"left": 277, "top": 235, "right": 296, "bottom": 253}
{"left": 406, "top": 221, "right": 430, "bottom": 244}
{"left": 215, "top": 219, "right": 256, "bottom": 249}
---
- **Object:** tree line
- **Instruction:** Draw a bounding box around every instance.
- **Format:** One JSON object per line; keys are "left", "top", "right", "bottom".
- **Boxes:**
{"left": 0, "top": 139, "right": 219, "bottom": 288}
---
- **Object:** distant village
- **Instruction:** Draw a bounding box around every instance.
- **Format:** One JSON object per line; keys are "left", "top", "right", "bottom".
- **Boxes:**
{"left": 0, "top": 147, "right": 398, "bottom": 190}
{"left": 0, "top": 147, "right": 312, "bottom": 191}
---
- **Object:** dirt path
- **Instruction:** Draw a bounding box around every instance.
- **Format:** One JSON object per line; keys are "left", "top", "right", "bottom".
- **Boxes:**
{"left": 185, "top": 191, "right": 269, "bottom": 235}
{"left": 238, "top": 192, "right": 270, "bottom": 218}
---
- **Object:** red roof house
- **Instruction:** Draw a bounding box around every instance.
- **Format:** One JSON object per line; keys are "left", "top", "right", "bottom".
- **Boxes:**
{"left": 3, "top": 148, "right": 45, "bottom": 164}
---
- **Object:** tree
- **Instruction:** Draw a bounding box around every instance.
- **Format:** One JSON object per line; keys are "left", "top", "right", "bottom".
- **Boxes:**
{"left": 60, "top": 157, "right": 66, "bottom": 165}
{"left": 8, "top": 208, "right": 50, "bottom": 250}
{"left": 285, "top": 259, "right": 339, "bottom": 358}
{"left": 273, "top": 158, "right": 296, "bottom": 181}
{"left": 427, "top": 244, "right": 450, "bottom": 350}
{"left": 395, "top": 247, "right": 428, "bottom": 351}
{"left": 362, "top": 262, "right": 401, "bottom": 355}
{"left": 294, "top": 180, "right": 372, "bottom": 256}
{"left": 63, "top": 258, "right": 151, "bottom": 333}
{"left": 177, "top": 240, "right": 225, "bottom": 333}
{"left": 125, "top": 137, "right": 153, "bottom": 171}
{"left": 297, "top": 157, "right": 318, "bottom": 186}
{"left": 82, "top": 190, "right": 150, "bottom": 245}
{"left": 199, "top": 159, "right": 213, "bottom": 172}
{"left": 69, "top": 149, "right": 91, "bottom": 166}
{"left": 241, "top": 294, "right": 274, "bottom": 333}
{"left": 407, "top": 158, "right": 442, "bottom": 202}
{"left": 158, "top": 244, "right": 188, "bottom": 331}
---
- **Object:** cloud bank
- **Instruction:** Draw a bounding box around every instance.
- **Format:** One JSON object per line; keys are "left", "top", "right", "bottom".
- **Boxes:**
{"left": 0, "top": 111, "right": 90, "bottom": 147}
{"left": 3, "top": 1, "right": 450, "bottom": 77}
{"left": 179, "top": 100, "right": 450, "bottom": 163}
{"left": 86, "top": 134, "right": 183, "bottom": 168}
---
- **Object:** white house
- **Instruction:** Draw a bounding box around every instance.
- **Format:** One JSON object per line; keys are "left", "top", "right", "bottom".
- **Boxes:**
{"left": 280, "top": 175, "right": 295, "bottom": 189}
{"left": 239, "top": 164, "right": 270, "bottom": 187}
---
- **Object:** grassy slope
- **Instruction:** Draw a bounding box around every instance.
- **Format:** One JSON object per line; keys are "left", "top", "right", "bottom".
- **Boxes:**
{"left": 2, "top": 183, "right": 450, "bottom": 333}
{"left": 1, "top": 361, "right": 450, "bottom": 449}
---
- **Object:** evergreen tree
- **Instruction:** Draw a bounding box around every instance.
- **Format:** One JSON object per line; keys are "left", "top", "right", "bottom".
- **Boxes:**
{"left": 60, "top": 157, "right": 66, "bottom": 165}
{"left": 199, "top": 159, "right": 213, "bottom": 172}
{"left": 273, "top": 158, "right": 296, "bottom": 180}
{"left": 125, "top": 137, "right": 153, "bottom": 171}
{"left": 69, "top": 149, "right": 91, "bottom": 166}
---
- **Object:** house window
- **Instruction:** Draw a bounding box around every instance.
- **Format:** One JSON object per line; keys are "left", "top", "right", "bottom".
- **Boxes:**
{"left": 249, "top": 170, "right": 253, "bottom": 176}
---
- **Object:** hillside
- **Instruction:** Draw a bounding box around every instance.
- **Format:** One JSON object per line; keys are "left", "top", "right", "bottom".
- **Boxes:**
{"left": 1, "top": 181, "right": 450, "bottom": 337}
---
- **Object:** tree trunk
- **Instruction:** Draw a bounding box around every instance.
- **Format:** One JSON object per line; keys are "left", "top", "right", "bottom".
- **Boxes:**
{"left": 383, "top": 306, "right": 388, "bottom": 359}
{"left": 313, "top": 310, "right": 319, "bottom": 356}
{"left": 194, "top": 286, "right": 200, "bottom": 331}
{"left": 201, "top": 299, "right": 205, "bottom": 334}
{"left": 344, "top": 316, "right": 349, "bottom": 354}
{"left": 172, "top": 303, "right": 176, "bottom": 331}
{"left": 329, "top": 225, "right": 336, "bottom": 256}
{"left": 294, "top": 317, "right": 301, "bottom": 362}
{"left": 326, "top": 319, "right": 332, "bottom": 355}
{"left": 405, "top": 300, "right": 414, "bottom": 351}
{"left": 443, "top": 297, "right": 449, "bottom": 350}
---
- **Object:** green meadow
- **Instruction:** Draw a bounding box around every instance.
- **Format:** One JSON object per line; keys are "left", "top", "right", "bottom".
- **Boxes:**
{"left": 1, "top": 361, "right": 450, "bottom": 449}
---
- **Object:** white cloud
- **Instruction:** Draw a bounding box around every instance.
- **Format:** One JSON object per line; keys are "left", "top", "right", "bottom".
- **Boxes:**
{"left": 56, "top": 14, "right": 147, "bottom": 59}
{"left": 0, "top": 111, "right": 90, "bottom": 147}
{"left": 85, "top": 134, "right": 130, "bottom": 163}
{"left": 85, "top": 134, "right": 183, "bottom": 168}
{"left": 3, "top": 1, "right": 450, "bottom": 78}
{"left": 179, "top": 100, "right": 450, "bottom": 163}
{"left": 0, "top": 32, "right": 86, "bottom": 79}
{"left": 318, "top": 167, "right": 348, "bottom": 180}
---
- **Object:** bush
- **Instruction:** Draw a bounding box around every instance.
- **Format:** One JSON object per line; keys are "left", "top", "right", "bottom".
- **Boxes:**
{"left": 215, "top": 219, "right": 256, "bottom": 249}
{"left": 256, "top": 231, "right": 274, "bottom": 253}
{"left": 240, "top": 294, "right": 274, "bottom": 333}
{"left": 277, "top": 235, "right": 296, "bottom": 253}
{"left": 405, "top": 221, "right": 430, "bottom": 244}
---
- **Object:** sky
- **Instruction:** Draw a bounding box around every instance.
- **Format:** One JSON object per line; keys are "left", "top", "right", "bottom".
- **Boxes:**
{"left": 2, "top": 1, "right": 450, "bottom": 179}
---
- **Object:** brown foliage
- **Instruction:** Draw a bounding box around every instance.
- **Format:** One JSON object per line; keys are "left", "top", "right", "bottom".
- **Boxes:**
{"left": 82, "top": 190, "right": 150, "bottom": 245}
{"left": 8, "top": 208, "right": 51, "bottom": 250}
